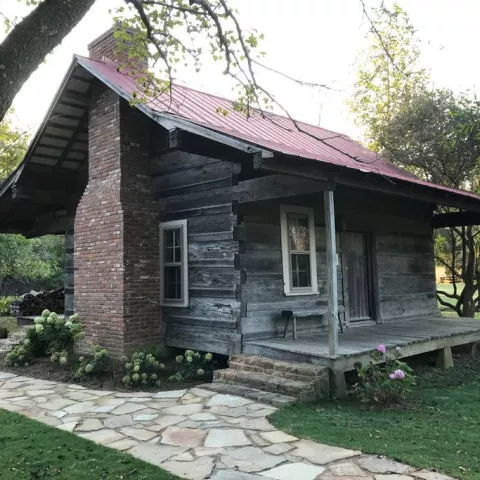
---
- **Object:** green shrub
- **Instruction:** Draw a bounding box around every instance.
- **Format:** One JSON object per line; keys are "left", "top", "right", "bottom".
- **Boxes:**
{"left": 354, "top": 344, "right": 415, "bottom": 407}
{"left": 30, "top": 311, "right": 84, "bottom": 357}
{"left": 0, "top": 296, "right": 17, "bottom": 316}
{"left": 169, "top": 349, "right": 214, "bottom": 382}
{"left": 0, "top": 327, "right": 8, "bottom": 339}
{"left": 5, "top": 311, "right": 84, "bottom": 368}
{"left": 76, "top": 346, "right": 110, "bottom": 378}
{"left": 121, "top": 351, "right": 164, "bottom": 388}
{"left": 4, "top": 338, "right": 34, "bottom": 367}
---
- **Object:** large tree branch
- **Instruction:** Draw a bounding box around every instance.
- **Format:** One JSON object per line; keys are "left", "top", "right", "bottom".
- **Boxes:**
{"left": 0, "top": 0, "right": 96, "bottom": 122}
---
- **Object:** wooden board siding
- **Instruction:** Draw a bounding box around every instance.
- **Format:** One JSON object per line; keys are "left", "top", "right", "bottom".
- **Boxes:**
{"left": 238, "top": 201, "right": 345, "bottom": 340}
{"left": 376, "top": 234, "right": 437, "bottom": 321}
{"left": 153, "top": 149, "right": 242, "bottom": 354}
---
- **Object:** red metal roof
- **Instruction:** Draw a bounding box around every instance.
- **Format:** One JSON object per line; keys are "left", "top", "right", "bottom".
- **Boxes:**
{"left": 76, "top": 55, "right": 480, "bottom": 203}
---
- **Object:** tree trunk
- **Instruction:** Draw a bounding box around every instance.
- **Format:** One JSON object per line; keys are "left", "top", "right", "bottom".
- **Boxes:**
{"left": 0, "top": 0, "right": 96, "bottom": 122}
{"left": 461, "top": 227, "right": 476, "bottom": 318}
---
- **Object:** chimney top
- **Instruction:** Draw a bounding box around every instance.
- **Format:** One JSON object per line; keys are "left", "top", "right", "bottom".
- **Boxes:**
{"left": 88, "top": 24, "right": 148, "bottom": 71}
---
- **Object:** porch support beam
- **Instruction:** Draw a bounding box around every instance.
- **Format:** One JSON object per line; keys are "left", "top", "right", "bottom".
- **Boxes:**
{"left": 324, "top": 189, "right": 338, "bottom": 356}
{"left": 233, "top": 174, "right": 334, "bottom": 203}
{"left": 432, "top": 210, "right": 480, "bottom": 228}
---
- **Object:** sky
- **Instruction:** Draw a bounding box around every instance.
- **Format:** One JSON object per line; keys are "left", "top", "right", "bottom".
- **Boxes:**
{"left": 1, "top": 0, "right": 480, "bottom": 141}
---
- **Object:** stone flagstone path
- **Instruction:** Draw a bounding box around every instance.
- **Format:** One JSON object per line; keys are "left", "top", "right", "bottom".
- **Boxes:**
{"left": 0, "top": 371, "right": 454, "bottom": 480}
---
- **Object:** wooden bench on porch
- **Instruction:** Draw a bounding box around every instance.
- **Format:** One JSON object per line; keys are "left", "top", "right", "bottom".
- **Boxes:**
{"left": 281, "top": 307, "right": 346, "bottom": 339}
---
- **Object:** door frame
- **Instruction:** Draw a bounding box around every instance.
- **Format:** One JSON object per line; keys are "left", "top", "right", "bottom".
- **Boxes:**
{"left": 341, "top": 230, "right": 379, "bottom": 325}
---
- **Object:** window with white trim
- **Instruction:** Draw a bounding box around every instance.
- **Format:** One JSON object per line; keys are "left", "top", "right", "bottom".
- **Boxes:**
{"left": 160, "top": 220, "right": 188, "bottom": 307}
{"left": 280, "top": 205, "right": 318, "bottom": 295}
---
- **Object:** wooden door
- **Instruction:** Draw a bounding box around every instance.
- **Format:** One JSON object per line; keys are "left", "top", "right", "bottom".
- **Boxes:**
{"left": 342, "top": 232, "right": 372, "bottom": 322}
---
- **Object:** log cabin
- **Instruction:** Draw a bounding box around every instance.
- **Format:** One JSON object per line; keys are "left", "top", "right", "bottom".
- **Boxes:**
{"left": 2, "top": 28, "right": 480, "bottom": 395}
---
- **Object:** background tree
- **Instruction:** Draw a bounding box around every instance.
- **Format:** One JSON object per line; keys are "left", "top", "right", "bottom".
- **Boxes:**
{"left": 0, "top": 113, "right": 28, "bottom": 180}
{"left": 349, "top": 2, "right": 428, "bottom": 150}
{"left": 380, "top": 90, "right": 480, "bottom": 317}
{"left": 350, "top": 3, "right": 480, "bottom": 318}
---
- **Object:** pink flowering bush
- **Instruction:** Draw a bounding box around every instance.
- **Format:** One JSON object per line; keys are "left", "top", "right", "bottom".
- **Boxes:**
{"left": 354, "top": 344, "right": 415, "bottom": 407}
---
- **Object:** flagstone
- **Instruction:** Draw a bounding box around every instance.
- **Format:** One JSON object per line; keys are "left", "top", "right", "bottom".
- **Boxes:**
{"left": 161, "top": 425, "right": 207, "bottom": 448}
{"left": 41, "top": 398, "right": 76, "bottom": 411}
{"left": 0, "top": 372, "right": 17, "bottom": 380}
{"left": 79, "top": 428, "right": 124, "bottom": 445}
{"left": 57, "top": 421, "right": 78, "bottom": 432}
{"left": 177, "top": 419, "right": 202, "bottom": 429}
{"left": 64, "top": 401, "right": 96, "bottom": 414}
{"left": 263, "top": 443, "right": 294, "bottom": 455}
{"left": 26, "top": 389, "right": 57, "bottom": 397}
{"left": 224, "top": 446, "right": 285, "bottom": 470}
{"left": 133, "top": 413, "right": 158, "bottom": 422}
{"left": 328, "top": 461, "right": 369, "bottom": 476}
{"left": 110, "top": 402, "right": 147, "bottom": 415}
{"left": 149, "top": 414, "right": 187, "bottom": 430}
{"left": 170, "top": 452, "right": 195, "bottom": 462}
{"left": 357, "top": 456, "right": 414, "bottom": 474}
{"left": 108, "top": 438, "right": 139, "bottom": 451}
{"left": 163, "top": 403, "right": 203, "bottom": 416}
{"left": 119, "top": 426, "right": 159, "bottom": 441}
{"left": 162, "top": 456, "right": 214, "bottom": 480}
{"left": 190, "top": 412, "right": 217, "bottom": 421}
{"left": 75, "top": 418, "right": 104, "bottom": 432}
{"left": 259, "top": 431, "right": 298, "bottom": 444}
{"left": 260, "top": 463, "right": 326, "bottom": 480}
{"left": 204, "top": 429, "right": 251, "bottom": 448}
{"left": 207, "top": 394, "right": 253, "bottom": 408}
{"left": 194, "top": 446, "right": 225, "bottom": 457}
{"left": 128, "top": 444, "right": 188, "bottom": 466}
{"left": 50, "top": 410, "right": 67, "bottom": 419}
{"left": 291, "top": 439, "right": 360, "bottom": 465}
{"left": 37, "top": 416, "right": 62, "bottom": 427}
{"left": 116, "top": 392, "right": 152, "bottom": 398}
{"left": 189, "top": 387, "right": 216, "bottom": 397}
{"left": 414, "top": 471, "right": 455, "bottom": 480}
{"left": 220, "top": 455, "right": 264, "bottom": 473}
{"left": 152, "top": 389, "right": 187, "bottom": 399}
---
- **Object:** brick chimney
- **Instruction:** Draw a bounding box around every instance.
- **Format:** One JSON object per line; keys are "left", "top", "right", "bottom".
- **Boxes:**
{"left": 74, "top": 27, "right": 161, "bottom": 357}
{"left": 87, "top": 25, "right": 148, "bottom": 71}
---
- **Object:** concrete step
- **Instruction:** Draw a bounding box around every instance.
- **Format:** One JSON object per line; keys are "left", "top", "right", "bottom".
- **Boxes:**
{"left": 228, "top": 354, "right": 329, "bottom": 382}
{"left": 213, "top": 367, "right": 327, "bottom": 403}
{"left": 199, "top": 382, "right": 297, "bottom": 407}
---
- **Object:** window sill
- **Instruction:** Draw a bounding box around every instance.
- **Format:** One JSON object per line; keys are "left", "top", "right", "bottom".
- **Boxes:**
{"left": 283, "top": 290, "right": 319, "bottom": 297}
{"left": 160, "top": 301, "right": 189, "bottom": 308}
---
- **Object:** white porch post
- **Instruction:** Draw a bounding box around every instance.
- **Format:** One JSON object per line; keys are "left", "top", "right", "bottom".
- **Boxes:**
{"left": 324, "top": 190, "right": 338, "bottom": 356}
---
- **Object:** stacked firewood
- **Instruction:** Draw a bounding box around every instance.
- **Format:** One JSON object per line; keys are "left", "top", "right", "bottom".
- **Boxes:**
{"left": 10, "top": 288, "right": 64, "bottom": 317}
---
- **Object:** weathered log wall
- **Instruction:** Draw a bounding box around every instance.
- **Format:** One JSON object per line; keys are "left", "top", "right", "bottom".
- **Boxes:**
{"left": 153, "top": 149, "right": 242, "bottom": 354}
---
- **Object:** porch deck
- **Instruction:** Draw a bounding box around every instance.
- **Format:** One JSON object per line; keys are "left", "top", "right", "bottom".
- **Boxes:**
{"left": 243, "top": 315, "right": 480, "bottom": 371}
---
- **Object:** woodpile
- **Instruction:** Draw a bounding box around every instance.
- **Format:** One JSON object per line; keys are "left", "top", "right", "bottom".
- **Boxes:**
{"left": 10, "top": 288, "right": 64, "bottom": 317}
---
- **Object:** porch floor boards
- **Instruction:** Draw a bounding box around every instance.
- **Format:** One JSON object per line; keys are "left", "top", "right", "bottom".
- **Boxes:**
{"left": 243, "top": 315, "right": 480, "bottom": 371}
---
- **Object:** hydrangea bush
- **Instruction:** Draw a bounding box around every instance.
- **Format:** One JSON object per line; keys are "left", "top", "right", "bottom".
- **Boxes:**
{"left": 76, "top": 346, "right": 110, "bottom": 378}
{"left": 4, "top": 338, "right": 34, "bottom": 367}
{"left": 354, "top": 344, "right": 415, "bottom": 407}
{"left": 169, "top": 350, "right": 214, "bottom": 382}
{"left": 4, "top": 311, "right": 84, "bottom": 368}
{"left": 121, "top": 351, "right": 165, "bottom": 388}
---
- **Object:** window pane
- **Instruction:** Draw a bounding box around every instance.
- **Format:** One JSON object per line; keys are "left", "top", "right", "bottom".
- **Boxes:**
{"left": 288, "top": 215, "right": 310, "bottom": 252}
{"left": 164, "top": 228, "right": 182, "bottom": 263}
{"left": 164, "top": 266, "right": 182, "bottom": 299}
{"left": 291, "top": 253, "right": 311, "bottom": 288}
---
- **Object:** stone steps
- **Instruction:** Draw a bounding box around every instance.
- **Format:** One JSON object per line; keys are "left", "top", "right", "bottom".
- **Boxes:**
{"left": 210, "top": 354, "right": 330, "bottom": 404}
{"left": 199, "top": 382, "right": 297, "bottom": 407}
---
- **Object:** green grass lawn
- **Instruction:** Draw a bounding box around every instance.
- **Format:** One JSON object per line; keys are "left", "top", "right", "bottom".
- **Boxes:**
{"left": 0, "top": 316, "right": 18, "bottom": 332}
{"left": 0, "top": 409, "right": 178, "bottom": 480}
{"left": 270, "top": 359, "right": 480, "bottom": 480}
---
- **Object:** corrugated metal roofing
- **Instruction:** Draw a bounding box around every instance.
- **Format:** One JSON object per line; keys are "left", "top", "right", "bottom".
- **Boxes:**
{"left": 76, "top": 55, "right": 480, "bottom": 203}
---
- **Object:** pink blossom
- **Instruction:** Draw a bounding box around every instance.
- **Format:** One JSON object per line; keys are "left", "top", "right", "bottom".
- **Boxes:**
{"left": 389, "top": 373, "right": 396, "bottom": 380}
{"left": 394, "top": 369, "right": 406, "bottom": 379}
{"left": 376, "top": 344, "right": 386, "bottom": 354}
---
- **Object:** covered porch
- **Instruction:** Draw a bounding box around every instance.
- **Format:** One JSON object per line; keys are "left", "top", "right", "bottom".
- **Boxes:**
{"left": 243, "top": 315, "right": 480, "bottom": 371}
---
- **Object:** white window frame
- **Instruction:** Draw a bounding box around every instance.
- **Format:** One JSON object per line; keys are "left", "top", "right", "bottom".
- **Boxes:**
{"left": 159, "top": 219, "right": 189, "bottom": 307}
{"left": 280, "top": 205, "right": 318, "bottom": 296}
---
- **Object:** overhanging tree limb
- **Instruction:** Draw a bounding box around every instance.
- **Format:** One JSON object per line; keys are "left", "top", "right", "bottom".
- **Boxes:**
{"left": 0, "top": 0, "right": 96, "bottom": 121}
